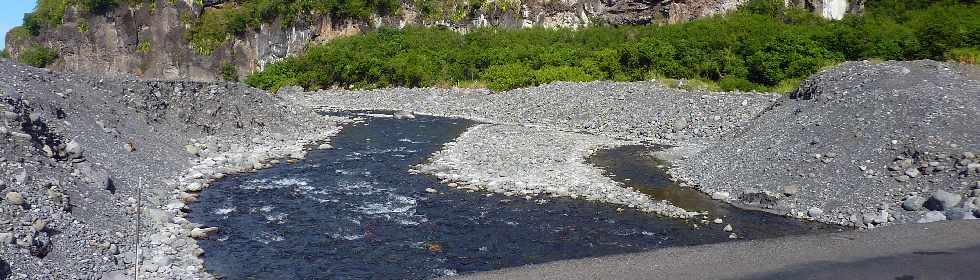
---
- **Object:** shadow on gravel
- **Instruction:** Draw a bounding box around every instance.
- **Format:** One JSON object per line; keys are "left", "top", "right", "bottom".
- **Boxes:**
{"left": 0, "top": 259, "right": 9, "bottom": 279}
{"left": 589, "top": 145, "right": 844, "bottom": 240}
{"left": 739, "top": 244, "right": 980, "bottom": 280}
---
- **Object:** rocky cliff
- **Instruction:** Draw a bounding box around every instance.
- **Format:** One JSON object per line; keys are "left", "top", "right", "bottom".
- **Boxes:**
{"left": 4, "top": 0, "right": 863, "bottom": 82}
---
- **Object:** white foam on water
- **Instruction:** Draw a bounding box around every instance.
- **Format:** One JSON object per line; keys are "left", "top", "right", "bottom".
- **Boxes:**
{"left": 240, "top": 176, "right": 310, "bottom": 190}
{"left": 398, "top": 138, "right": 427, "bottom": 144}
{"left": 357, "top": 193, "right": 417, "bottom": 215}
{"left": 265, "top": 212, "right": 289, "bottom": 224}
{"left": 252, "top": 231, "right": 285, "bottom": 244}
{"left": 335, "top": 169, "right": 353, "bottom": 175}
{"left": 353, "top": 192, "right": 428, "bottom": 225}
{"left": 328, "top": 232, "right": 365, "bottom": 241}
{"left": 432, "top": 268, "right": 458, "bottom": 277}
{"left": 214, "top": 207, "right": 236, "bottom": 215}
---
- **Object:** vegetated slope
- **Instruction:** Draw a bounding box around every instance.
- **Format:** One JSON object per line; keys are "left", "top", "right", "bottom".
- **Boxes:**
{"left": 0, "top": 60, "right": 333, "bottom": 279}
{"left": 6, "top": 0, "right": 843, "bottom": 82}
{"left": 672, "top": 60, "right": 980, "bottom": 227}
{"left": 247, "top": 0, "right": 980, "bottom": 92}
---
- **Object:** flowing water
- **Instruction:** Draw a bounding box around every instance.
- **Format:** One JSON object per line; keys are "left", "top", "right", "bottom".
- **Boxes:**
{"left": 187, "top": 111, "right": 839, "bottom": 279}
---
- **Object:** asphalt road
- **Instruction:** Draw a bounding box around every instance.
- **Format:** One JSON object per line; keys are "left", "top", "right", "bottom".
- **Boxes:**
{"left": 449, "top": 221, "right": 980, "bottom": 280}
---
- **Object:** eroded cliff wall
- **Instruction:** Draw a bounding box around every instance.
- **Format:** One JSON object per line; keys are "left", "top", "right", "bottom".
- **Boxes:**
{"left": 4, "top": 0, "right": 862, "bottom": 81}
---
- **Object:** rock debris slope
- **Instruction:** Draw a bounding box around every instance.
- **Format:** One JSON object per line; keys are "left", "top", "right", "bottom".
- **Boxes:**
{"left": 0, "top": 60, "right": 338, "bottom": 279}
{"left": 672, "top": 60, "right": 980, "bottom": 227}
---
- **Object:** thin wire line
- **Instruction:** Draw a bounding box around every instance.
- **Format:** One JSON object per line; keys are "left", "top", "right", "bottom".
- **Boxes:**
{"left": 135, "top": 177, "right": 141, "bottom": 280}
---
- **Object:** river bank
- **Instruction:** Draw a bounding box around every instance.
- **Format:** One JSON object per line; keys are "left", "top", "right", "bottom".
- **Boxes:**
{"left": 293, "top": 60, "right": 980, "bottom": 227}
{"left": 1, "top": 59, "right": 976, "bottom": 279}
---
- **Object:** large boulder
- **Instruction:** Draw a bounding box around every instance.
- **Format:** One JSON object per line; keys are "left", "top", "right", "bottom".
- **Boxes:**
{"left": 916, "top": 211, "right": 947, "bottom": 223}
{"left": 924, "top": 190, "right": 962, "bottom": 211}
{"left": 65, "top": 140, "right": 83, "bottom": 159}
{"left": 902, "top": 195, "right": 926, "bottom": 211}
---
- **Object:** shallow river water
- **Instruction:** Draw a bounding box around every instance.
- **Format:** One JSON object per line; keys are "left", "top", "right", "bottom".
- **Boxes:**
{"left": 187, "top": 111, "right": 837, "bottom": 279}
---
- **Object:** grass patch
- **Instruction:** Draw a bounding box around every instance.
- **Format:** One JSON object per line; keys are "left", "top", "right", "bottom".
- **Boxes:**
{"left": 136, "top": 41, "right": 151, "bottom": 54}
{"left": 946, "top": 48, "right": 980, "bottom": 65}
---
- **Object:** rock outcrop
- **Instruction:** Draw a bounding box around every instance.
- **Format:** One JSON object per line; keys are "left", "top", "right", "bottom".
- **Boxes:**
{"left": 4, "top": 0, "right": 862, "bottom": 82}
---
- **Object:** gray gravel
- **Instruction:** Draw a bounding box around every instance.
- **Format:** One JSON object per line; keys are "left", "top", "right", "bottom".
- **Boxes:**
{"left": 299, "top": 80, "right": 779, "bottom": 141}
{"left": 0, "top": 60, "right": 340, "bottom": 279}
{"left": 671, "top": 60, "right": 980, "bottom": 227}
{"left": 417, "top": 124, "right": 691, "bottom": 218}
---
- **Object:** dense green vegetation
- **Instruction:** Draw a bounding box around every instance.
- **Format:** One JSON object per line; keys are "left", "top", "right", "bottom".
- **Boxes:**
{"left": 17, "top": 45, "right": 59, "bottom": 67}
{"left": 248, "top": 0, "right": 980, "bottom": 92}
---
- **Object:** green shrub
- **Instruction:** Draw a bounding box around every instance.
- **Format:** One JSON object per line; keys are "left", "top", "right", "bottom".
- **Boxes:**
{"left": 17, "top": 45, "right": 59, "bottom": 67}
{"left": 533, "top": 66, "right": 594, "bottom": 84}
{"left": 7, "top": 27, "right": 32, "bottom": 44}
{"left": 246, "top": 0, "right": 980, "bottom": 92}
{"left": 24, "top": 0, "right": 70, "bottom": 35}
{"left": 946, "top": 47, "right": 980, "bottom": 64}
{"left": 719, "top": 77, "right": 765, "bottom": 92}
{"left": 482, "top": 63, "right": 534, "bottom": 91}
{"left": 221, "top": 63, "right": 239, "bottom": 81}
{"left": 136, "top": 41, "right": 151, "bottom": 54}
{"left": 81, "top": 0, "right": 120, "bottom": 13}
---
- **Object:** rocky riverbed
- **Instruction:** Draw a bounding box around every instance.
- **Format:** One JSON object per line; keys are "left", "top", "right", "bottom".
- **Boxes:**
{"left": 295, "top": 60, "right": 980, "bottom": 227}
{"left": 0, "top": 58, "right": 977, "bottom": 279}
{"left": 417, "top": 124, "right": 691, "bottom": 218}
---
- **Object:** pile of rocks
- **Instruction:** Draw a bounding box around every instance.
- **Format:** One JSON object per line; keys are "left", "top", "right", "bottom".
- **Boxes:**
{"left": 902, "top": 186, "right": 980, "bottom": 223}
{"left": 0, "top": 60, "right": 341, "bottom": 279}
{"left": 671, "top": 60, "right": 980, "bottom": 227}
{"left": 887, "top": 151, "right": 979, "bottom": 183}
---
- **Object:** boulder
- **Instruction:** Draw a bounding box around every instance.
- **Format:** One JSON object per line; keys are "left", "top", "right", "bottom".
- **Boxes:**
{"left": 902, "top": 195, "right": 926, "bottom": 211}
{"left": 945, "top": 208, "right": 977, "bottom": 220}
{"left": 190, "top": 227, "right": 220, "bottom": 239}
{"left": 185, "top": 182, "right": 204, "bottom": 192}
{"left": 916, "top": 211, "right": 947, "bottom": 223}
{"left": 711, "top": 191, "right": 730, "bottom": 200}
{"left": 807, "top": 207, "right": 824, "bottom": 217}
{"left": 392, "top": 111, "right": 416, "bottom": 120}
{"left": 0, "top": 232, "right": 13, "bottom": 245}
{"left": 65, "top": 140, "right": 83, "bottom": 159}
{"left": 924, "top": 190, "right": 962, "bottom": 211}
{"left": 24, "top": 232, "right": 51, "bottom": 257}
{"left": 184, "top": 144, "right": 201, "bottom": 156}
{"left": 4, "top": 192, "right": 24, "bottom": 206}
{"left": 904, "top": 168, "right": 921, "bottom": 178}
